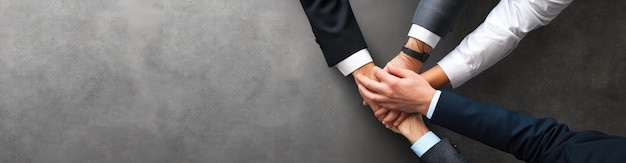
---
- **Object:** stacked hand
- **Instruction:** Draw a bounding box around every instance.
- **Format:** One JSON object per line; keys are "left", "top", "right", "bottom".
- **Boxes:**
{"left": 375, "top": 52, "right": 425, "bottom": 128}
{"left": 354, "top": 54, "right": 420, "bottom": 128}
{"left": 353, "top": 62, "right": 408, "bottom": 126}
{"left": 353, "top": 37, "right": 434, "bottom": 141}
{"left": 358, "top": 37, "right": 431, "bottom": 128}
{"left": 356, "top": 53, "right": 426, "bottom": 128}
{"left": 356, "top": 65, "right": 435, "bottom": 116}
{"left": 355, "top": 64, "right": 436, "bottom": 143}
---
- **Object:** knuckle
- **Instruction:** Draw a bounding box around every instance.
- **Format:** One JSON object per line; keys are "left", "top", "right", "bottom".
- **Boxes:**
{"left": 388, "top": 80, "right": 399, "bottom": 87}
{"left": 385, "top": 92, "right": 395, "bottom": 98}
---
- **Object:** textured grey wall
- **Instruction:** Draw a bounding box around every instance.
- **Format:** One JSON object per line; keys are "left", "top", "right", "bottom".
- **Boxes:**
{"left": 0, "top": 0, "right": 624, "bottom": 162}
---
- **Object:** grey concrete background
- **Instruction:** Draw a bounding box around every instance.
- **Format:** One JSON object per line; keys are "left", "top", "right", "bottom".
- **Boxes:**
{"left": 0, "top": 0, "right": 624, "bottom": 162}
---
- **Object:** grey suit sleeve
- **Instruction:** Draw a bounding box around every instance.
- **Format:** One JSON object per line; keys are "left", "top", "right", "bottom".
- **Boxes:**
{"left": 420, "top": 138, "right": 468, "bottom": 163}
{"left": 412, "top": 0, "right": 469, "bottom": 37}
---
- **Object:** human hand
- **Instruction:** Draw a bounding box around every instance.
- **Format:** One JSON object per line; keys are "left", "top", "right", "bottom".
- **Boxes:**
{"left": 362, "top": 37, "right": 430, "bottom": 127}
{"left": 369, "top": 52, "right": 422, "bottom": 105}
{"left": 355, "top": 65, "right": 436, "bottom": 116}
{"left": 362, "top": 100, "right": 409, "bottom": 128}
{"left": 353, "top": 62, "right": 408, "bottom": 128}
{"left": 370, "top": 52, "right": 422, "bottom": 127}
{"left": 386, "top": 51, "right": 423, "bottom": 73}
{"left": 388, "top": 114, "right": 430, "bottom": 144}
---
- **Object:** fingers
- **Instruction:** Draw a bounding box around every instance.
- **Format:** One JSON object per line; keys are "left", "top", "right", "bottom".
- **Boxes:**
{"left": 356, "top": 83, "right": 389, "bottom": 103}
{"left": 372, "top": 104, "right": 410, "bottom": 129}
{"left": 386, "top": 65, "right": 416, "bottom": 79}
{"left": 378, "top": 103, "right": 398, "bottom": 110}
{"left": 374, "top": 108, "right": 389, "bottom": 117}
{"left": 389, "top": 127, "right": 401, "bottom": 133}
{"left": 373, "top": 66, "right": 400, "bottom": 84}
{"left": 382, "top": 111, "right": 400, "bottom": 128}
{"left": 393, "top": 112, "right": 409, "bottom": 127}
{"left": 374, "top": 108, "right": 391, "bottom": 127}
{"left": 356, "top": 66, "right": 421, "bottom": 130}
{"left": 355, "top": 74, "right": 389, "bottom": 96}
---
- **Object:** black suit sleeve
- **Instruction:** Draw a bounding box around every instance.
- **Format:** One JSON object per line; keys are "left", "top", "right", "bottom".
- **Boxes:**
{"left": 420, "top": 138, "right": 468, "bottom": 163}
{"left": 300, "top": 0, "right": 368, "bottom": 67}
{"left": 430, "top": 90, "right": 626, "bottom": 163}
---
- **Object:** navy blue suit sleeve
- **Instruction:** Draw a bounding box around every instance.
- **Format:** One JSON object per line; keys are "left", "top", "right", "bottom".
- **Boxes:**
{"left": 300, "top": 0, "right": 367, "bottom": 67}
{"left": 420, "top": 138, "right": 468, "bottom": 163}
{"left": 430, "top": 90, "right": 626, "bottom": 163}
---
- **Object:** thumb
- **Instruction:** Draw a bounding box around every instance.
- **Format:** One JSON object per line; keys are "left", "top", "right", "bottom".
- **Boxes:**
{"left": 386, "top": 65, "right": 416, "bottom": 78}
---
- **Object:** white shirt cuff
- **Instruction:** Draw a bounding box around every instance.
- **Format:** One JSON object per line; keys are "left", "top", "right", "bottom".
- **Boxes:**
{"left": 437, "top": 40, "right": 476, "bottom": 89}
{"left": 407, "top": 24, "right": 441, "bottom": 49}
{"left": 426, "top": 90, "right": 441, "bottom": 119}
{"left": 335, "top": 49, "right": 373, "bottom": 76}
{"left": 410, "top": 131, "right": 441, "bottom": 157}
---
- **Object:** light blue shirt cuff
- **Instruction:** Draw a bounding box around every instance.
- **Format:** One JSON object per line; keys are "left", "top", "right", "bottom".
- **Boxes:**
{"left": 426, "top": 90, "right": 441, "bottom": 119}
{"left": 410, "top": 131, "right": 441, "bottom": 157}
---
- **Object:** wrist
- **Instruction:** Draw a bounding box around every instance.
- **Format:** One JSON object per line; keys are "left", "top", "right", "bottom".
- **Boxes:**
{"left": 352, "top": 62, "right": 375, "bottom": 77}
{"left": 407, "top": 130, "right": 429, "bottom": 144}
{"left": 405, "top": 37, "right": 432, "bottom": 54}
{"left": 402, "top": 127, "right": 429, "bottom": 144}
{"left": 393, "top": 37, "right": 431, "bottom": 73}
{"left": 388, "top": 52, "right": 423, "bottom": 74}
{"left": 421, "top": 65, "right": 451, "bottom": 88}
{"left": 397, "top": 115, "right": 429, "bottom": 144}
{"left": 419, "top": 89, "right": 436, "bottom": 116}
